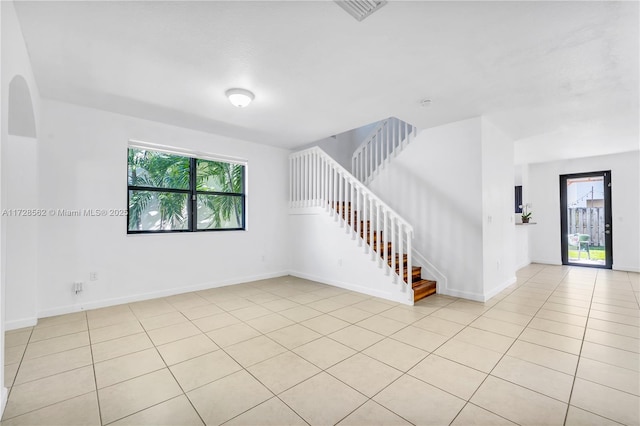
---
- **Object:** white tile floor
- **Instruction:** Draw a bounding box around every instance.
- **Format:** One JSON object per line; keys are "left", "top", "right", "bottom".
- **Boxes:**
{"left": 2, "top": 264, "right": 639, "bottom": 425}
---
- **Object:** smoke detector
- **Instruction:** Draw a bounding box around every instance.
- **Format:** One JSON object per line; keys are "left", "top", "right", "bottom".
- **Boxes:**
{"left": 335, "top": 0, "right": 387, "bottom": 22}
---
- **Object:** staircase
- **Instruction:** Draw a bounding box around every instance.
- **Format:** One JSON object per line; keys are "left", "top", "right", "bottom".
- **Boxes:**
{"left": 352, "top": 117, "right": 417, "bottom": 185}
{"left": 334, "top": 202, "right": 436, "bottom": 302}
{"left": 289, "top": 145, "right": 436, "bottom": 304}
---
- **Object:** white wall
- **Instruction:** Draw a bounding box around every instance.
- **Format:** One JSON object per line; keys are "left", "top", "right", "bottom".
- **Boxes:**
{"left": 299, "top": 121, "right": 379, "bottom": 171}
{"left": 1, "top": 0, "right": 43, "bottom": 414}
{"left": 0, "top": 2, "right": 4, "bottom": 416}
{"left": 369, "top": 117, "right": 486, "bottom": 300}
{"left": 514, "top": 226, "right": 532, "bottom": 269}
{"left": 4, "top": 135, "right": 38, "bottom": 329}
{"left": 480, "top": 118, "right": 517, "bottom": 298}
{"left": 289, "top": 208, "right": 413, "bottom": 304}
{"left": 34, "top": 100, "right": 291, "bottom": 319}
{"left": 529, "top": 151, "right": 640, "bottom": 272}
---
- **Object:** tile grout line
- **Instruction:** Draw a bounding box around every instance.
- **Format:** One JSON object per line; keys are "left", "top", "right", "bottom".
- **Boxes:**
{"left": 1, "top": 313, "right": 96, "bottom": 422}
{"left": 1, "top": 326, "right": 35, "bottom": 421}
{"left": 4, "top": 271, "right": 637, "bottom": 425}
{"left": 102, "top": 305, "right": 207, "bottom": 426}
{"left": 562, "top": 269, "right": 624, "bottom": 426}
{"left": 211, "top": 292, "right": 452, "bottom": 425}
{"left": 449, "top": 268, "right": 576, "bottom": 425}
{"left": 85, "top": 312, "right": 106, "bottom": 426}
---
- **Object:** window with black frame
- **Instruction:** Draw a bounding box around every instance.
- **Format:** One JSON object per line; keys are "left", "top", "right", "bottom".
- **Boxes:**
{"left": 127, "top": 147, "right": 245, "bottom": 233}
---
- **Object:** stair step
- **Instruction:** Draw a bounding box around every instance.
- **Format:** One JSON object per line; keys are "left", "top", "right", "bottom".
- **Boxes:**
{"left": 372, "top": 241, "right": 393, "bottom": 253}
{"left": 361, "top": 229, "right": 382, "bottom": 242}
{"left": 413, "top": 279, "right": 437, "bottom": 302}
{"left": 388, "top": 253, "right": 408, "bottom": 266}
{"left": 327, "top": 201, "right": 437, "bottom": 301}
{"left": 394, "top": 266, "right": 422, "bottom": 283}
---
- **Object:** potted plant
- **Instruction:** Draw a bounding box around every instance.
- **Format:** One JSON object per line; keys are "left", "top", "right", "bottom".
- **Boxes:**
{"left": 520, "top": 204, "right": 532, "bottom": 223}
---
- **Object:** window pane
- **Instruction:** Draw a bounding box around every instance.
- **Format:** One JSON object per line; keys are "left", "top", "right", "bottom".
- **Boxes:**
{"left": 128, "top": 148, "right": 190, "bottom": 190}
{"left": 196, "top": 159, "right": 244, "bottom": 193}
{"left": 128, "top": 190, "right": 189, "bottom": 231}
{"left": 197, "top": 195, "right": 243, "bottom": 229}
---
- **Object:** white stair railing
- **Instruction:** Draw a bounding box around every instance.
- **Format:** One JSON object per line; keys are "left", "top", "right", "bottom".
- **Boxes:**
{"left": 352, "top": 117, "right": 417, "bottom": 184}
{"left": 290, "top": 147, "right": 413, "bottom": 297}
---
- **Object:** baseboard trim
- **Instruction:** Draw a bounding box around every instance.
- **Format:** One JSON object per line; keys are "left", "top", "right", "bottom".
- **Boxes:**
{"left": 439, "top": 275, "right": 517, "bottom": 303}
{"left": 5, "top": 317, "right": 38, "bottom": 331}
{"left": 516, "top": 260, "right": 531, "bottom": 270}
{"left": 37, "top": 271, "right": 289, "bottom": 319}
{"left": 531, "top": 258, "right": 562, "bottom": 266}
{"left": 288, "top": 270, "right": 413, "bottom": 306}
{"left": 438, "top": 287, "right": 485, "bottom": 302}
{"left": 484, "top": 276, "right": 517, "bottom": 301}
{"left": 612, "top": 265, "right": 640, "bottom": 273}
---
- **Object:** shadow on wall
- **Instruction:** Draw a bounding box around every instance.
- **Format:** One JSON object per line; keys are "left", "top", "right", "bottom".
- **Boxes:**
{"left": 371, "top": 162, "right": 483, "bottom": 293}
{"left": 8, "top": 75, "right": 37, "bottom": 138}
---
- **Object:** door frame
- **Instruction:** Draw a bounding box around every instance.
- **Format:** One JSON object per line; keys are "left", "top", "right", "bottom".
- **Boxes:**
{"left": 560, "top": 170, "right": 612, "bottom": 269}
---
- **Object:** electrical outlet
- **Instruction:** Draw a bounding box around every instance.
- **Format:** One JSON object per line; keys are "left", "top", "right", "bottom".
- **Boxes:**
{"left": 73, "top": 281, "right": 83, "bottom": 294}
{"left": 90, "top": 272, "right": 98, "bottom": 281}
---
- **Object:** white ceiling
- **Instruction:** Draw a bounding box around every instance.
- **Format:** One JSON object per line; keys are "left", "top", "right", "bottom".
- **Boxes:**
{"left": 13, "top": 1, "right": 639, "bottom": 159}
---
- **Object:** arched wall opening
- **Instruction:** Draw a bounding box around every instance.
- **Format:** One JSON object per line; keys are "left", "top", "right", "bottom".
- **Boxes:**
{"left": 8, "top": 75, "right": 37, "bottom": 138}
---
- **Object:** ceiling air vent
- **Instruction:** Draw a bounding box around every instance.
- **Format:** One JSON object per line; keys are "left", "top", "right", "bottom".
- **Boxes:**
{"left": 335, "top": 0, "right": 387, "bottom": 21}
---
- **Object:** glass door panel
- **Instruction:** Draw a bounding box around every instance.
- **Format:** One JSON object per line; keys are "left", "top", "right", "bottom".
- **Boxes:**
{"left": 560, "top": 171, "right": 612, "bottom": 268}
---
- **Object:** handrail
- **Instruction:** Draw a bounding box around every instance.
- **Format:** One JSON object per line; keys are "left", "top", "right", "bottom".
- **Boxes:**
{"left": 291, "top": 147, "right": 413, "bottom": 234}
{"left": 290, "top": 146, "right": 414, "bottom": 291}
{"left": 351, "top": 117, "right": 417, "bottom": 184}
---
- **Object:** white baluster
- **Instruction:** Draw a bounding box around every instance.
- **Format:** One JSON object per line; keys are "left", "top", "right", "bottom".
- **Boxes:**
{"left": 350, "top": 182, "right": 355, "bottom": 238}
{"left": 355, "top": 186, "right": 360, "bottom": 242}
{"left": 312, "top": 152, "right": 317, "bottom": 205}
{"left": 308, "top": 153, "right": 312, "bottom": 206}
{"left": 338, "top": 172, "right": 344, "bottom": 225}
{"left": 376, "top": 204, "right": 382, "bottom": 267}
{"left": 398, "top": 223, "right": 404, "bottom": 288}
{"left": 374, "top": 131, "right": 378, "bottom": 171}
{"left": 387, "top": 120, "right": 391, "bottom": 161}
{"left": 362, "top": 193, "right": 368, "bottom": 254}
{"left": 289, "top": 157, "right": 292, "bottom": 207}
{"left": 392, "top": 218, "right": 397, "bottom": 283}
{"left": 302, "top": 154, "right": 306, "bottom": 206}
{"left": 404, "top": 121, "right": 409, "bottom": 149}
{"left": 383, "top": 210, "right": 389, "bottom": 272}
{"left": 329, "top": 167, "right": 334, "bottom": 216}
{"left": 407, "top": 229, "right": 413, "bottom": 297}
{"left": 369, "top": 198, "right": 375, "bottom": 260}
{"left": 295, "top": 156, "right": 300, "bottom": 207}
{"left": 378, "top": 128, "right": 383, "bottom": 169}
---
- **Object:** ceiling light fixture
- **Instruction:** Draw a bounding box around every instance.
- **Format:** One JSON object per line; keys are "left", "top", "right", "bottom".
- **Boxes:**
{"left": 225, "top": 88, "right": 255, "bottom": 108}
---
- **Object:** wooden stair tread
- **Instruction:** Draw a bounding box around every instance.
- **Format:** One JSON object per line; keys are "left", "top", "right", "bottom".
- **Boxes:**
{"left": 329, "top": 202, "right": 437, "bottom": 301}
{"left": 413, "top": 279, "right": 437, "bottom": 302}
{"left": 412, "top": 279, "right": 436, "bottom": 289}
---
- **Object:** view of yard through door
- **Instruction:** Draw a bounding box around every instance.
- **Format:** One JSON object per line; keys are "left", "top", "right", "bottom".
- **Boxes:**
{"left": 560, "top": 171, "right": 612, "bottom": 268}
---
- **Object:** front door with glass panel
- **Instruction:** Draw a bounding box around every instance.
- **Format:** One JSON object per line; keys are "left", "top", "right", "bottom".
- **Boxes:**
{"left": 560, "top": 171, "right": 612, "bottom": 268}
